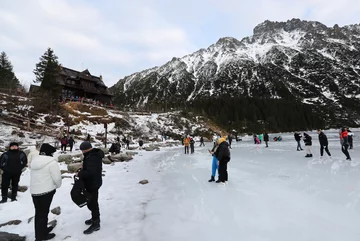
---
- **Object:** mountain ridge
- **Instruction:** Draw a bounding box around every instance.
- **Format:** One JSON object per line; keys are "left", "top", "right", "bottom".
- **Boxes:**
{"left": 110, "top": 18, "right": 360, "bottom": 131}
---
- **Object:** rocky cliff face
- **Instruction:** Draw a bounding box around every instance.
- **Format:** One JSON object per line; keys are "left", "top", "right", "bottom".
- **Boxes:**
{"left": 111, "top": 19, "right": 360, "bottom": 128}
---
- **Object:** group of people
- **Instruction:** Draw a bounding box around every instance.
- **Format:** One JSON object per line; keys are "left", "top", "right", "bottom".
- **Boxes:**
{"left": 208, "top": 136, "right": 231, "bottom": 184}
{"left": 294, "top": 128, "right": 353, "bottom": 160}
{"left": 59, "top": 135, "right": 75, "bottom": 152}
{"left": 183, "top": 136, "right": 195, "bottom": 154}
{"left": 253, "top": 133, "right": 270, "bottom": 147}
{"left": 0, "top": 141, "right": 104, "bottom": 240}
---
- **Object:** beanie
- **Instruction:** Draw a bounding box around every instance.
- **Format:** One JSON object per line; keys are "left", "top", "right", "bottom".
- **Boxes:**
{"left": 39, "top": 143, "right": 57, "bottom": 156}
{"left": 80, "top": 141, "right": 92, "bottom": 151}
{"left": 9, "top": 142, "right": 19, "bottom": 147}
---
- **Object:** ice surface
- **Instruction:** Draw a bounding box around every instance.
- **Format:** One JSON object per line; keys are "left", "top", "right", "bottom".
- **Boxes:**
{"left": 1, "top": 130, "right": 360, "bottom": 240}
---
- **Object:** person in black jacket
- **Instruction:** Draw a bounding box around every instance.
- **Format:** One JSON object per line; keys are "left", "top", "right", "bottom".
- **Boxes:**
{"left": 190, "top": 138, "right": 195, "bottom": 154}
{"left": 294, "top": 132, "right": 303, "bottom": 151}
{"left": 199, "top": 137, "right": 205, "bottom": 147}
{"left": 68, "top": 136, "right": 75, "bottom": 152}
{"left": 0, "top": 142, "right": 27, "bottom": 203}
{"left": 77, "top": 141, "right": 104, "bottom": 235}
{"left": 303, "top": 133, "right": 313, "bottom": 157}
{"left": 227, "top": 134, "right": 233, "bottom": 149}
{"left": 318, "top": 129, "right": 331, "bottom": 157}
{"left": 264, "top": 133, "right": 269, "bottom": 147}
{"left": 215, "top": 138, "right": 231, "bottom": 183}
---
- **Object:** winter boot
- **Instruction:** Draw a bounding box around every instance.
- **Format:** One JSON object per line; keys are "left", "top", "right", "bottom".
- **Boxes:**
{"left": 305, "top": 154, "right": 310, "bottom": 158}
{"left": 84, "top": 219, "right": 100, "bottom": 235}
{"left": 309, "top": 154, "right": 313, "bottom": 157}
{"left": 36, "top": 233, "right": 55, "bottom": 241}
{"left": 85, "top": 219, "right": 93, "bottom": 225}
{"left": 215, "top": 179, "right": 221, "bottom": 183}
{"left": 47, "top": 226, "right": 54, "bottom": 234}
{"left": 0, "top": 197, "right": 7, "bottom": 203}
{"left": 208, "top": 176, "right": 215, "bottom": 182}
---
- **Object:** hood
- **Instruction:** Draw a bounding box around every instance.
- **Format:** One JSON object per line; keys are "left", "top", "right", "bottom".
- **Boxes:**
{"left": 85, "top": 148, "right": 105, "bottom": 159}
{"left": 218, "top": 137, "right": 226, "bottom": 144}
{"left": 30, "top": 154, "right": 56, "bottom": 170}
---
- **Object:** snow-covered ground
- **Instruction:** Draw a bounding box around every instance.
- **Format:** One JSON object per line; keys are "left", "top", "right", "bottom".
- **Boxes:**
{"left": 1, "top": 129, "right": 360, "bottom": 241}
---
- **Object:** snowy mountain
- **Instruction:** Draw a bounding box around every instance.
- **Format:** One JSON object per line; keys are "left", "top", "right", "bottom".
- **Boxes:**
{"left": 111, "top": 19, "right": 360, "bottom": 128}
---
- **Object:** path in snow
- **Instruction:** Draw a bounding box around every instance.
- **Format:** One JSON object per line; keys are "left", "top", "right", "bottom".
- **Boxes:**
{"left": 143, "top": 131, "right": 360, "bottom": 241}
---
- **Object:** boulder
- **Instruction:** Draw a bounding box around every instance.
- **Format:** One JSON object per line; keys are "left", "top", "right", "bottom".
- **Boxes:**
{"left": 58, "top": 155, "right": 73, "bottom": 164}
{"left": 0, "top": 232, "right": 26, "bottom": 241}
{"left": 99, "top": 147, "right": 109, "bottom": 155}
{"left": 18, "top": 186, "right": 28, "bottom": 192}
{"left": 144, "top": 146, "right": 156, "bottom": 151}
{"left": 67, "top": 163, "right": 82, "bottom": 173}
{"left": 48, "top": 220, "right": 57, "bottom": 227}
{"left": 62, "top": 176, "right": 72, "bottom": 179}
{"left": 139, "top": 180, "right": 149, "bottom": 185}
{"left": 110, "top": 153, "right": 133, "bottom": 162}
{"left": 71, "top": 153, "right": 83, "bottom": 159}
{"left": 102, "top": 158, "right": 112, "bottom": 165}
{"left": 126, "top": 151, "right": 138, "bottom": 156}
{"left": 0, "top": 220, "right": 22, "bottom": 228}
{"left": 51, "top": 206, "right": 61, "bottom": 215}
{"left": 23, "top": 149, "right": 30, "bottom": 156}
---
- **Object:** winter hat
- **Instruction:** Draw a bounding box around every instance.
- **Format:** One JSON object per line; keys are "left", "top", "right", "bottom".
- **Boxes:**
{"left": 218, "top": 138, "right": 226, "bottom": 144}
{"left": 39, "top": 143, "right": 57, "bottom": 156}
{"left": 80, "top": 141, "right": 92, "bottom": 151}
{"left": 9, "top": 142, "right": 19, "bottom": 147}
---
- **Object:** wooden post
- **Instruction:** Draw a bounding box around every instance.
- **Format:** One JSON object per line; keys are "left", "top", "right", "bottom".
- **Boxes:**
{"left": 27, "top": 119, "right": 30, "bottom": 131}
{"left": 104, "top": 123, "right": 108, "bottom": 148}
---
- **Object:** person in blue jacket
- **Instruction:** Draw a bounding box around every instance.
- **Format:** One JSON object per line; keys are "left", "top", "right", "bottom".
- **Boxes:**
{"left": 207, "top": 142, "right": 219, "bottom": 182}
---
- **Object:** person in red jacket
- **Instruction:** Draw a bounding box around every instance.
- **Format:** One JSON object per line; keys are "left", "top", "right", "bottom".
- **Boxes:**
{"left": 60, "top": 136, "right": 68, "bottom": 152}
{"left": 340, "top": 128, "right": 351, "bottom": 160}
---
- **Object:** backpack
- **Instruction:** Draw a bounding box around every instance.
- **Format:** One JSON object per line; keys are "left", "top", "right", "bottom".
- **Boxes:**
{"left": 70, "top": 176, "right": 89, "bottom": 208}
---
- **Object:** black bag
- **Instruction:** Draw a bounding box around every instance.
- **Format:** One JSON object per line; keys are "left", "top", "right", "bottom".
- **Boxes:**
{"left": 70, "top": 176, "right": 88, "bottom": 208}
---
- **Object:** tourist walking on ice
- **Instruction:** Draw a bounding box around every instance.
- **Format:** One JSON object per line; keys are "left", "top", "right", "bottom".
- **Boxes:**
{"left": 294, "top": 132, "right": 303, "bottom": 151}
{"left": 215, "top": 138, "right": 231, "bottom": 183}
{"left": 190, "top": 138, "right": 195, "bottom": 154}
{"left": 30, "top": 143, "right": 61, "bottom": 241}
{"left": 264, "top": 132, "right": 269, "bottom": 147}
{"left": 199, "top": 136, "right": 205, "bottom": 147}
{"left": 208, "top": 142, "right": 219, "bottom": 182}
{"left": 340, "top": 128, "right": 351, "bottom": 160}
{"left": 318, "top": 129, "right": 331, "bottom": 157}
{"left": 184, "top": 137, "right": 190, "bottom": 154}
{"left": 0, "top": 142, "right": 27, "bottom": 203}
{"left": 228, "top": 134, "right": 233, "bottom": 149}
{"left": 303, "top": 133, "right": 312, "bottom": 157}
{"left": 258, "top": 134, "right": 263, "bottom": 144}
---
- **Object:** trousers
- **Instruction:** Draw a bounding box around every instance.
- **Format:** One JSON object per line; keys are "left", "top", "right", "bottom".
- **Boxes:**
{"left": 1, "top": 171, "right": 21, "bottom": 199}
{"left": 211, "top": 156, "right": 218, "bottom": 177}
{"left": 32, "top": 190, "right": 56, "bottom": 240}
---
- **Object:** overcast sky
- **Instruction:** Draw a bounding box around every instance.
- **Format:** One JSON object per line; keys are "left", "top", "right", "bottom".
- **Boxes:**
{"left": 1, "top": 0, "right": 359, "bottom": 88}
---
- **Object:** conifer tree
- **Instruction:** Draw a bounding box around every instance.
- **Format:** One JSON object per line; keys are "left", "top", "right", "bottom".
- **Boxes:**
{"left": 0, "top": 51, "right": 19, "bottom": 89}
{"left": 33, "top": 48, "right": 61, "bottom": 111}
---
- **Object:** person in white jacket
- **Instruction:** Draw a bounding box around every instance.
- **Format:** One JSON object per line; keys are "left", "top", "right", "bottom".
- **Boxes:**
{"left": 30, "top": 143, "right": 62, "bottom": 241}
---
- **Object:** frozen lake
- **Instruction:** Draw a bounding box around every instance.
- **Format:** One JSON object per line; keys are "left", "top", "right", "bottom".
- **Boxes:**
{"left": 143, "top": 130, "right": 360, "bottom": 241}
